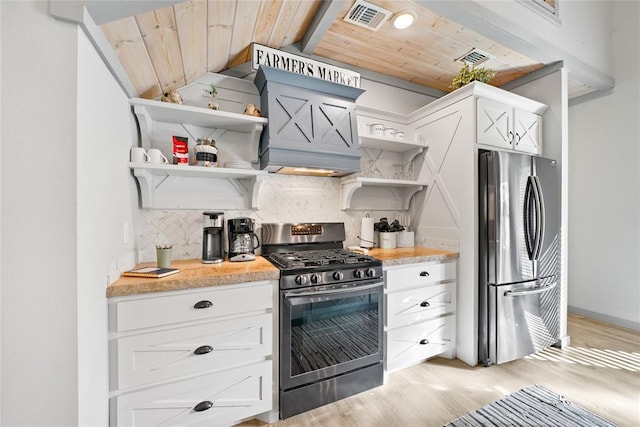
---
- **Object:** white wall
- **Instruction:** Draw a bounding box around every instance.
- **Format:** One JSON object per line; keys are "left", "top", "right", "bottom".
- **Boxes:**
{"left": 76, "top": 28, "right": 138, "bottom": 425}
{"left": 0, "top": 1, "right": 3, "bottom": 420}
{"left": 1, "top": 1, "right": 79, "bottom": 424}
{"left": 1, "top": 1, "right": 138, "bottom": 425}
{"left": 567, "top": 0, "right": 640, "bottom": 329}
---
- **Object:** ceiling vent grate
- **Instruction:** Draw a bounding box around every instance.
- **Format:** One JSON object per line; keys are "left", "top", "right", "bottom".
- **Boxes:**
{"left": 456, "top": 48, "right": 495, "bottom": 66}
{"left": 344, "top": 0, "right": 392, "bottom": 31}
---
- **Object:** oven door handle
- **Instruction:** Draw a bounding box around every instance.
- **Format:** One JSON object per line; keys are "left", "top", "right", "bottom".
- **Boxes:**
{"left": 284, "top": 281, "right": 382, "bottom": 298}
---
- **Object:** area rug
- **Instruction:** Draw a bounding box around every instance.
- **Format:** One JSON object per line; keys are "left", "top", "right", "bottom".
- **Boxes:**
{"left": 444, "top": 385, "right": 617, "bottom": 426}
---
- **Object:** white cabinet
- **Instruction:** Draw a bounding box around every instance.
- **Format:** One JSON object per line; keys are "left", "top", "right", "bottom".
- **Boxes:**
{"left": 407, "top": 81, "right": 552, "bottom": 366}
{"left": 108, "top": 281, "right": 275, "bottom": 427}
{"left": 477, "top": 97, "right": 543, "bottom": 154}
{"left": 383, "top": 260, "right": 457, "bottom": 373}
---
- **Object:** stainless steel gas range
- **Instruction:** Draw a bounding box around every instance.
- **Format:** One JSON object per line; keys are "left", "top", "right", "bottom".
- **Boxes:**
{"left": 262, "top": 222, "right": 384, "bottom": 419}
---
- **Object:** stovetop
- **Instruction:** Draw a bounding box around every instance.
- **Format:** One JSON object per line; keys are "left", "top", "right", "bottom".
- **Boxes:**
{"left": 266, "top": 248, "right": 383, "bottom": 290}
{"left": 268, "top": 248, "right": 379, "bottom": 271}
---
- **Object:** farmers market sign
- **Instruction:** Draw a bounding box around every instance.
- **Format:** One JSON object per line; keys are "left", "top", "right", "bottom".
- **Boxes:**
{"left": 251, "top": 43, "right": 361, "bottom": 88}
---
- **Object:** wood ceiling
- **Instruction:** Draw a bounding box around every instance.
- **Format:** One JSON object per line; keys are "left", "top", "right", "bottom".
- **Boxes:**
{"left": 100, "top": 0, "right": 593, "bottom": 101}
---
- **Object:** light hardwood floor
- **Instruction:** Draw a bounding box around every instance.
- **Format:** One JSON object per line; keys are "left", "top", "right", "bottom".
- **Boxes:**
{"left": 241, "top": 313, "right": 640, "bottom": 426}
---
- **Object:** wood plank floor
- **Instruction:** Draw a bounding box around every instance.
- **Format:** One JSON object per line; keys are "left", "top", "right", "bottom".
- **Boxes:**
{"left": 240, "top": 313, "right": 640, "bottom": 426}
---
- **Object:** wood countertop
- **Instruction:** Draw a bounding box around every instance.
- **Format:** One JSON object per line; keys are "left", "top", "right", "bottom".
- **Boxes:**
{"left": 368, "top": 247, "right": 458, "bottom": 267}
{"left": 106, "top": 257, "right": 279, "bottom": 298}
{"left": 106, "top": 247, "right": 458, "bottom": 298}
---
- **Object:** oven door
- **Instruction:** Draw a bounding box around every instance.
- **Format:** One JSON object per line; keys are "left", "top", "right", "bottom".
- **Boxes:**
{"left": 280, "top": 279, "right": 383, "bottom": 391}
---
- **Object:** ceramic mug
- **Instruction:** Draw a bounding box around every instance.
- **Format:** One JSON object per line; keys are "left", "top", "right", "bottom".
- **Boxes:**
{"left": 369, "top": 123, "right": 384, "bottom": 137}
{"left": 130, "top": 147, "right": 149, "bottom": 163}
{"left": 148, "top": 148, "right": 169, "bottom": 164}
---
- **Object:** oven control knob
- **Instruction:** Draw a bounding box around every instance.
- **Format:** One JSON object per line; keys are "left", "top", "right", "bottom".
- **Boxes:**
{"left": 353, "top": 269, "right": 364, "bottom": 278}
{"left": 332, "top": 271, "right": 344, "bottom": 281}
{"left": 295, "top": 275, "right": 308, "bottom": 286}
{"left": 310, "top": 274, "right": 322, "bottom": 284}
{"left": 365, "top": 268, "right": 376, "bottom": 277}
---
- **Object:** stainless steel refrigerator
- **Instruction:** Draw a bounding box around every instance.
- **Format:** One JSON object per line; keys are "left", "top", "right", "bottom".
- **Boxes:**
{"left": 478, "top": 150, "right": 560, "bottom": 366}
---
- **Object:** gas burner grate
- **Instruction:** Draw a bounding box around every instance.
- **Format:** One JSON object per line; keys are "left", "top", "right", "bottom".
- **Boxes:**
{"left": 268, "top": 249, "right": 376, "bottom": 270}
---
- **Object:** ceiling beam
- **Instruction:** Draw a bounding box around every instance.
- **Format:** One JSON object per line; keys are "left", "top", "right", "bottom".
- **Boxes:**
{"left": 301, "top": 0, "right": 347, "bottom": 54}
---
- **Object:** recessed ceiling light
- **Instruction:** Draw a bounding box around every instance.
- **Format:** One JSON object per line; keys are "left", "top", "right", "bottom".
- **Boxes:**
{"left": 392, "top": 10, "right": 416, "bottom": 29}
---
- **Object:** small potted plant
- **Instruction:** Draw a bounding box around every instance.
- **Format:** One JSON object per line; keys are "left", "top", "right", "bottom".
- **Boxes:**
{"left": 203, "top": 83, "right": 219, "bottom": 110}
{"left": 450, "top": 63, "right": 496, "bottom": 90}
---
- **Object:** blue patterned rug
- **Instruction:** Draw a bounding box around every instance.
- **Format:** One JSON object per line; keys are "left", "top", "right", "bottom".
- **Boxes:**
{"left": 445, "top": 385, "right": 617, "bottom": 426}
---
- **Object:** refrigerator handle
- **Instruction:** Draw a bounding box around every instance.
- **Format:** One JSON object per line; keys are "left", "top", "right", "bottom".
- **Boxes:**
{"left": 532, "top": 176, "right": 545, "bottom": 260}
{"left": 504, "top": 281, "right": 557, "bottom": 297}
{"left": 524, "top": 177, "right": 536, "bottom": 260}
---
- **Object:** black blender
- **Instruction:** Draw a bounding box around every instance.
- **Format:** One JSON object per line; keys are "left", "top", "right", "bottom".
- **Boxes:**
{"left": 228, "top": 217, "right": 260, "bottom": 262}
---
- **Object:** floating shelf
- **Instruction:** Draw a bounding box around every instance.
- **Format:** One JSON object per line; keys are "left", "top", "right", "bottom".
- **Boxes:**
{"left": 359, "top": 135, "right": 426, "bottom": 163}
{"left": 339, "top": 175, "right": 430, "bottom": 211}
{"left": 130, "top": 98, "right": 267, "bottom": 162}
{"left": 130, "top": 98, "right": 267, "bottom": 132}
{"left": 129, "top": 163, "right": 268, "bottom": 210}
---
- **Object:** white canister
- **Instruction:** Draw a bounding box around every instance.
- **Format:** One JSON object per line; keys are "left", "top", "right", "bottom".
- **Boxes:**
{"left": 383, "top": 127, "right": 396, "bottom": 138}
{"left": 396, "top": 231, "right": 415, "bottom": 248}
{"left": 379, "top": 232, "right": 397, "bottom": 249}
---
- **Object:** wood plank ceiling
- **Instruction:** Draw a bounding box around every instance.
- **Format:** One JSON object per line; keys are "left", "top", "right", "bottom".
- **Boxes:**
{"left": 100, "top": 0, "right": 593, "bottom": 100}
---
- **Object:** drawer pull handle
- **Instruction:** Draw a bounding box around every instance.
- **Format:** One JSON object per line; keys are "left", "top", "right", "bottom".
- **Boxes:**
{"left": 194, "top": 401, "right": 213, "bottom": 412}
{"left": 194, "top": 300, "right": 213, "bottom": 309}
{"left": 419, "top": 271, "right": 430, "bottom": 277}
{"left": 420, "top": 301, "right": 431, "bottom": 308}
{"left": 194, "top": 345, "right": 213, "bottom": 355}
{"left": 419, "top": 339, "right": 430, "bottom": 345}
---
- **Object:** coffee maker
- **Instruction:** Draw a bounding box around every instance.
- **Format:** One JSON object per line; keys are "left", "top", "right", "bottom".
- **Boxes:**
{"left": 202, "top": 212, "right": 224, "bottom": 264}
{"left": 228, "top": 217, "right": 260, "bottom": 262}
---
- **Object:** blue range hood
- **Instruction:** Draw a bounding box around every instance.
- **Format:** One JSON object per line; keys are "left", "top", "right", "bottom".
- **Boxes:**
{"left": 254, "top": 66, "right": 365, "bottom": 177}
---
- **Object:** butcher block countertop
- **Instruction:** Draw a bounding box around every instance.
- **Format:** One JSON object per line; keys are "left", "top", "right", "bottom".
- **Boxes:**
{"left": 368, "top": 247, "right": 458, "bottom": 267}
{"left": 106, "top": 247, "right": 458, "bottom": 298}
{"left": 106, "top": 257, "right": 279, "bottom": 298}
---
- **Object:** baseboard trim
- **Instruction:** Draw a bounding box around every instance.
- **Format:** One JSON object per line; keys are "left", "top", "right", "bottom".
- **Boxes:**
{"left": 568, "top": 306, "right": 640, "bottom": 331}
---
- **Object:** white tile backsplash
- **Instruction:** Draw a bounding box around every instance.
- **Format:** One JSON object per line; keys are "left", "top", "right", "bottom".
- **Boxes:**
{"left": 138, "top": 174, "right": 403, "bottom": 262}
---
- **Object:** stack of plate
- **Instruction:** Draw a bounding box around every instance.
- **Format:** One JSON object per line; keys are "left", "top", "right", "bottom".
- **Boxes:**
{"left": 224, "top": 160, "right": 252, "bottom": 169}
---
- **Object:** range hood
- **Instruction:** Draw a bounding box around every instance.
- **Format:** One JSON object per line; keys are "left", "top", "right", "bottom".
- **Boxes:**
{"left": 254, "top": 66, "right": 365, "bottom": 177}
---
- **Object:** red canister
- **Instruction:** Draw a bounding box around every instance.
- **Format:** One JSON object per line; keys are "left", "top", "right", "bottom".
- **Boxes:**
{"left": 172, "top": 136, "right": 189, "bottom": 165}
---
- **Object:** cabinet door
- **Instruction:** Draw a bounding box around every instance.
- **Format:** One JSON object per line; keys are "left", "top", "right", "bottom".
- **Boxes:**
{"left": 385, "top": 261, "right": 456, "bottom": 292}
{"left": 513, "top": 109, "right": 542, "bottom": 154}
{"left": 112, "top": 313, "right": 272, "bottom": 390}
{"left": 264, "top": 81, "right": 360, "bottom": 156}
{"left": 386, "top": 283, "right": 455, "bottom": 329}
{"left": 111, "top": 360, "right": 272, "bottom": 427}
{"left": 385, "top": 315, "right": 454, "bottom": 372}
{"left": 477, "top": 98, "right": 513, "bottom": 149}
{"left": 113, "top": 283, "right": 272, "bottom": 332}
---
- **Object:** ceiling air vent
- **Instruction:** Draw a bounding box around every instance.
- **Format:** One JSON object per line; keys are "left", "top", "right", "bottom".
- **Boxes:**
{"left": 456, "top": 48, "right": 495, "bottom": 66}
{"left": 344, "top": 0, "right": 392, "bottom": 31}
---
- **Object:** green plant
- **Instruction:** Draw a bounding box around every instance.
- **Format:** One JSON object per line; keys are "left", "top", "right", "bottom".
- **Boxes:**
{"left": 450, "top": 63, "right": 496, "bottom": 90}
{"left": 203, "top": 83, "right": 217, "bottom": 97}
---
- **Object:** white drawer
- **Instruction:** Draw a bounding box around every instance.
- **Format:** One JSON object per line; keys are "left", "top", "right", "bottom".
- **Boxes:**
{"left": 385, "top": 261, "right": 456, "bottom": 292}
{"left": 385, "top": 315, "right": 454, "bottom": 372}
{"left": 386, "top": 283, "right": 455, "bottom": 329}
{"left": 113, "top": 282, "right": 272, "bottom": 332}
{"left": 111, "top": 313, "right": 272, "bottom": 391}
{"left": 111, "top": 360, "right": 272, "bottom": 427}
